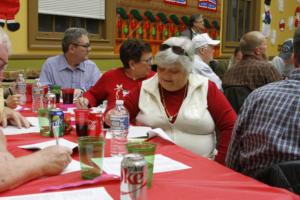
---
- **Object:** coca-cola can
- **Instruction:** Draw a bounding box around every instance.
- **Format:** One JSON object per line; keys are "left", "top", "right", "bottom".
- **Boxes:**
{"left": 121, "top": 153, "right": 147, "bottom": 200}
{"left": 88, "top": 111, "right": 102, "bottom": 136}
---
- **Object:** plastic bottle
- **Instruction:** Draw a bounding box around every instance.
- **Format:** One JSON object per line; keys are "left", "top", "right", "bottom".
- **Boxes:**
{"left": 32, "top": 78, "right": 44, "bottom": 112}
{"left": 110, "top": 100, "right": 130, "bottom": 157}
{"left": 16, "top": 73, "right": 26, "bottom": 105}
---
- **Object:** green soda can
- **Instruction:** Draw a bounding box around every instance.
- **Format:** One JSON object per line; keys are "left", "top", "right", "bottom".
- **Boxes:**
{"left": 49, "top": 108, "right": 65, "bottom": 137}
{"left": 38, "top": 108, "right": 50, "bottom": 137}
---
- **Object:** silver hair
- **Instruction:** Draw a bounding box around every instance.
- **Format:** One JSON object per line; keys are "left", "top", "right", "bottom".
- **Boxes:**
{"left": 154, "top": 37, "right": 195, "bottom": 73}
{"left": 0, "top": 27, "right": 12, "bottom": 55}
{"left": 62, "top": 27, "right": 88, "bottom": 53}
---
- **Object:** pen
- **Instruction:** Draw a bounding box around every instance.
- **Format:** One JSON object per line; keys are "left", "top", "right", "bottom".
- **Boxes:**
{"left": 52, "top": 122, "right": 60, "bottom": 146}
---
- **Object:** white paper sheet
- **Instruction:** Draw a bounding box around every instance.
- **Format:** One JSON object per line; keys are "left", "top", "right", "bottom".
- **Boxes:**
{"left": 62, "top": 159, "right": 81, "bottom": 174}
{"left": 2, "top": 117, "right": 40, "bottom": 135}
{"left": 128, "top": 126, "right": 152, "bottom": 138}
{"left": 103, "top": 154, "right": 191, "bottom": 176}
{"left": 0, "top": 187, "right": 113, "bottom": 200}
{"left": 106, "top": 126, "right": 173, "bottom": 143}
{"left": 18, "top": 138, "right": 78, "bottom": 150}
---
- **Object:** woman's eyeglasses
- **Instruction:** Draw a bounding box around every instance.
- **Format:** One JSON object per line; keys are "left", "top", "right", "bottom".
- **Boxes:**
{"left": 159, "top": 44, "right": 188, "bottom": 57}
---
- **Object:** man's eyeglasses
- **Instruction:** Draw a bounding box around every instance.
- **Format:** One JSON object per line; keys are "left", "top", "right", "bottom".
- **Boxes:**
{"left": 140, "top": 57, "right": 153, "bottom": 65}
{"left": 159, "top": 44, "right": 189, "bottom": 57}
{"left": 73, "top": 43, "right": 91, "bottom": 48}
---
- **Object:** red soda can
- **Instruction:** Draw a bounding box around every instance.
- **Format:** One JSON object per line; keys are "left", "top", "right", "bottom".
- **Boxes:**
{"left": 88, "top": 111, "right": 103, "bottom": 136}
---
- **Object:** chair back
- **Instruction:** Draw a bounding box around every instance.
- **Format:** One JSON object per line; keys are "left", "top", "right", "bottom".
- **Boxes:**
{"left": 255, "top": 160, "right": 300, "bottom": 195}
{"left": 223, "top": 85, "right": 252, "bottom": 113}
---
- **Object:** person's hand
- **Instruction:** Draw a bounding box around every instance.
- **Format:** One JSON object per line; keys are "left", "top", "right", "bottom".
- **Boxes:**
{"left": 104, "top": 109, "right": 112, "bottom": 126}
{"left": 5, "top": 94, "right": 21, "bottom": 109}
{"left": 1, "top": 107, "right": 30, "bottom": 128}
{"left": 76, "top": 97, "right": 89, "bottom": 109}
{"left": 8, "top": 82, "right": 17, "bottom": 94}
{"left": 37, "top": 146, "right": 72, "bottom": 176}
{"left": 74, "top": 89, "right": 84, "bottom": 100}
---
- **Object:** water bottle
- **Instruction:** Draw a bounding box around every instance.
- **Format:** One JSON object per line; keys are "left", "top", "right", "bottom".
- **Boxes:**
{"left": 45, "top": 87, "right": 56, "bottom": 109}
{"left": 110, "top": 100, "right": 129, "bottom": 157}
{"left": 16, "top": 73, "right": 26, "bottom": 105}
{"left": 32, "top": 78, "right": 44, "bottom": 112}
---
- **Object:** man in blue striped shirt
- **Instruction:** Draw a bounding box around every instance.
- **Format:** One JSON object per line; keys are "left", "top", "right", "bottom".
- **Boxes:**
{"left": 39, "top": 28, "right": 101, "bottom": 94}
{"left": 226, "top": 27, "right": 300, "bottom": 178}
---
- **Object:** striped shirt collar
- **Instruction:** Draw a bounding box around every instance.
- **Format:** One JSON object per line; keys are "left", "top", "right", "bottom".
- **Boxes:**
{"left": 57, "top": 55, "right": 86, "bottom": 72}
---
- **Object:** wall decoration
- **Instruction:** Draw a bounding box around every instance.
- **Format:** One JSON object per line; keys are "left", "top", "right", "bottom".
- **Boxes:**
{"left": 277, "top": 0, "right": 284, "bottom": 12}
{"left": 198, "top": 0, "right": 217, "bottom": 12}
{"left": 0, "top": 0, "right": 20, "bottom": 31}
{"left": 262, "top": 0, "right": 271, "bottom": 37}
{"left": 289, "top": 16, "right": 294, "bottom": 30}
{"left": 164, "top": 0, "right": 187, "bottom": 6}
{"left": 270, "top": 29, "right": 276, "bottom": 45}
{"left": 295, "top": 6, "right": 300, "bottom": 28}
{"left": 279, "top": 18, "right": 285, "bottom": 31}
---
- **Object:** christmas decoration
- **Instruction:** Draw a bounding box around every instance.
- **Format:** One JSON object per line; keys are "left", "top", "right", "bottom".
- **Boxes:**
{"left": 262, "top": 0, "right": 272, "bottom": 37}
{"left": 0, "top": 0, "right": 20, "bottom": 31}
{"left": 279, "top": 18, "right": 285, "bottom": 31}
{"left": 295, "top": 6, "right": 300, "bottom": 28}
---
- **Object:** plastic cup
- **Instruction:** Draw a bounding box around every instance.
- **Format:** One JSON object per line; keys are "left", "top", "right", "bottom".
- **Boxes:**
{"left": 61, "top": 88, "right": 74, "bottom": 104}
{"left": 26, "top": 84, "right": 33, "bottom": 103}
{"left": 74, "top": 109, "right": 90, "bottom": 136}
{"left": 78, "top": 136, "right": 105, "bottom": 180}
{"left": 50, "top": 85, "right": 61, "bottom": 103}
{"left": 126, "top": 141, "right": 157, "bottom": 188}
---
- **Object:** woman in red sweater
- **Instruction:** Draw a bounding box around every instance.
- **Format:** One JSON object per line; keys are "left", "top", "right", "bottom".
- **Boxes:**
{"left": 106, "top": 37, "right": 237, "bottom": 165}
{"left": 76, "top": 39, "right": 155, "bottom": 108}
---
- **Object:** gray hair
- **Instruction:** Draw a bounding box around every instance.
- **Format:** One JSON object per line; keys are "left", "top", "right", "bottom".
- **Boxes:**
{"left": 62, "top": 27, "right": 88, "bottom": 53}
{"left": 0, "top": 27, "right": 12, "bottom": 55}
{"left": 154, "top": 37, "right": 195, "bottom": 73}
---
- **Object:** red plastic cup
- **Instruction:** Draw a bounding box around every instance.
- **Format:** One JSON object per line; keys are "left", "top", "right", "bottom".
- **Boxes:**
{"left": 61, "top": 88, "right": 74, "bottom": 104}
{"left": 74, "top": 109, "right": 90, "bottom": 136}
{"left": 26, "top": 84, "right": 33, "bottom": 103}
{"left": 42, "top": 85, "right": 48, "bottom": 95}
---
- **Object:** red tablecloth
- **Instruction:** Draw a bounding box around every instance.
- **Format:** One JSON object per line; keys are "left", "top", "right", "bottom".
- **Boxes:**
{"left": 0, "top": 109, "right": 299, "bottom": 199}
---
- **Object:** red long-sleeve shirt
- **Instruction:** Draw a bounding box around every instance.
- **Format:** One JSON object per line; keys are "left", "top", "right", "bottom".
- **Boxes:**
{"left": 123, "top": 81, "right": 237, "bottom": 165}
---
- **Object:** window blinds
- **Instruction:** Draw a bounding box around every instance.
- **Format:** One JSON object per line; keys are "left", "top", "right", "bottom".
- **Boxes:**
{"left": 38, "top": 0, "right": 105, "bottom": 20}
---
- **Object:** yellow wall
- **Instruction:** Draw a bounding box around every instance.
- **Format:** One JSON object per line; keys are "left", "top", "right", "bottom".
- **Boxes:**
{"left": 6, "top": 1, "right": 58, "bottom": 55}
{"left": 5, "top": 1, "right": 300, "bottom": 62}
{"left": 262, "top": 1, "right": 300, "bottom": 57}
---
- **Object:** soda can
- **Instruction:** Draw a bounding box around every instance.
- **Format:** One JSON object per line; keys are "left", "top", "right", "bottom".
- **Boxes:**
{"left": 120, "top": 153, "right": 147, "bottom": 200}
{"left": 88, "top": 111, "right": 103, "bottom": 136}
{"left": 49, "top": 108, "right": 65, "bottom": 137}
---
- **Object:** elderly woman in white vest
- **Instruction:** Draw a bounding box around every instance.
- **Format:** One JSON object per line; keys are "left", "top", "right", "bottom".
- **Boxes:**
{"left": 106, "top": 37, "right": 237, "bottom": 164}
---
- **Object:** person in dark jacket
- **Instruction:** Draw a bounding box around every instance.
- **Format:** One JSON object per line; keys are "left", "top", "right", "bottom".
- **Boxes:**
{"left": 181, "top": 14, "right": 204, "bottom": 40}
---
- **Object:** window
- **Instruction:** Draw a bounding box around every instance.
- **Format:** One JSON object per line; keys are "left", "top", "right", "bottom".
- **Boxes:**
{"left": 28, "top": 0, "right": 116, "bottom": 51}
{"left": 222, "top": 0, "right": 260, "bottom": 53}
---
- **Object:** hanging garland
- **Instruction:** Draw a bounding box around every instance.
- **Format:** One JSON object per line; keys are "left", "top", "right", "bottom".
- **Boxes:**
{"left": 181, "top": 16, "right": 189, "bottom": 26}
{"left": 130, "top": 9, "right": 143, "bottom": 21}
{"left": 204, "top": 18, "right": 211, "bottom": 29}
{"left": 156, "top": 12, "right": 168, "bottom": 24}
{"left": 116, "top": 7, "right": 128, "bottom": 19}
{"left": 144, "top": 11, "right": 156, "bottom": 22}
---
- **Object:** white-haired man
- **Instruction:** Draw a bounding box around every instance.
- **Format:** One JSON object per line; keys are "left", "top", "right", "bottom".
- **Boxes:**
{"left": 192, "top": 33, "right": 222, "bottom": 89}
